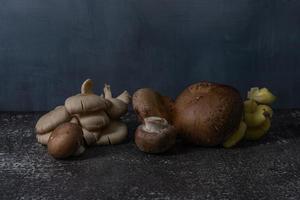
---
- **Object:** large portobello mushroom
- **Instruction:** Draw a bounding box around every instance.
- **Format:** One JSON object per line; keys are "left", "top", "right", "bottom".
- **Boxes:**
{"left": 173, "top": 82, "right": 243, "bottom": 146}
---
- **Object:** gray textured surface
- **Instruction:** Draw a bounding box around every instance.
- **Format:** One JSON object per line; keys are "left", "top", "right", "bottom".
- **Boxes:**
{"left": 0, "top": 0, "right": 300, "bottom": 111}
{"left": 0, "top": 110, "right": 300, "bottom": 199}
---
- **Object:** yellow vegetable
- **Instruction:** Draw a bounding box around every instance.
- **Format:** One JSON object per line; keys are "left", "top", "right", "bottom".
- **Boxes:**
{"left": 257, "top": 104, "right": 273, "bottom": 118}
{"left": 245, "top": 118, "right": 271, "bottom": 140}
{"left": 247, "top": 87, "right": 276, "bottom": 105}
{"left": 244, "top": 99, "right": 258, "bottom": 113}
{"left": 244, "top": 105, "right": 268, "bottom": 127}
{"left": 223, "top": 121, "right": 247, "bottom": 148}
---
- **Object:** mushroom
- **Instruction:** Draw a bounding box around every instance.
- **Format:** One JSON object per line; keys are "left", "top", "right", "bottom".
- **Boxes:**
{"left": 173, "top": 82, "right": 243, "bottom": 146}
{"left": 77, "top": 111, "right": 110, "bottom": 131}
{"left": 82, "top": 128, "right": 102, "bottom": 146}
{"left": 247, "top": 87, "right": 276, "bottom": 105}
{"left": 96, "top": 121, "right": 128, "bottom": 145}
{"left": 36, "top": 132, "right": 52, "bottom": 145}
{"left": 48, "top": 123, "right": 85, "bottom": 159}
{"left": 35, "top": 106, "right": 71, "bottom": 145}
{"left": 65, "top": 79, "right": 111, "bottom": 115}
{"left": 70, "top": 116, "right": 80, "bottom": 125}
{"left": 135, "top": 116, "right": 177, "bottom": 153}
{"left": 132, "top": 88, "right": 174, "bottom": 123}
{"left": 103, "top": 84, "right": 131, "bottom": 119}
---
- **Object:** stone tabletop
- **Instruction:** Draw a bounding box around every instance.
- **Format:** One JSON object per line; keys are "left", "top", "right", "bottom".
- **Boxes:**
{"left": 0, "top": 110, "right": 300, "bottom": 200}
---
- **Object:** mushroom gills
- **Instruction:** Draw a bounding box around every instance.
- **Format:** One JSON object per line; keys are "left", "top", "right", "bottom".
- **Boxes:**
{"left": 143, "top": 116, "right": 169, "bottom": 133}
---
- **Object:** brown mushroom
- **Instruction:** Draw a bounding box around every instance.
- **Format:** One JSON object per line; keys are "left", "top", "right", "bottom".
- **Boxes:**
{"left": 48, "top": 123, "right": 85, "bottom": 159}
{"left": 173, "top": 82, "right": 243, "bottom": 146}
{"left": 135, "top": 116, "right": 177, "bottom": 153}
{"left": 132, "top": 88, "right": 174, "bottom": 123}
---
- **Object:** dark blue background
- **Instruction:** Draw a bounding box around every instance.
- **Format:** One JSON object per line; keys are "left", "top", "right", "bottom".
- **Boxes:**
{"left": 0, "top": 0, "right": 299, "bottom": 111}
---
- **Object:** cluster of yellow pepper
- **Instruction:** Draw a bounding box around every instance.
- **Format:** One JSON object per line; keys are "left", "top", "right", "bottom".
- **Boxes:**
{"left": 223, "top": 87, "right": 276, "bottom": 148}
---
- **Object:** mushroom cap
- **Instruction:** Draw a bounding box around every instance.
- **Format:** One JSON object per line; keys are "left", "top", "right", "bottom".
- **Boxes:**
{"left": 106, "top": 98, "right": 128, "bottom": 119}
{"left": 132, "top": 88, "right": 174, "bottom": 123}
{"left": 135, "top": 117, "right": 177, "bottom": 153}
{"left": 173, "top": 82, "right": 243, "bottom": 146}
{"left": 65, "top": 94, "right": 111, "bottom": 114}
{"left": 35, "top": 106, "right": 71, "bottom": 134}
{"left": 82, "top": 128, "right": 102, "bottom": 146}
{"left": 97, "top": 121, "right": 128, "bottom": 145}
{"left": 78, "top": 111, "right": 110, "bottom": 131}
{"left": 48, "top": 123, "right": 84, "bottom": 159}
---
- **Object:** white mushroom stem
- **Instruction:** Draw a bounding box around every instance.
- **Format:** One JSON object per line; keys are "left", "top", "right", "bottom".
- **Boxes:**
{"left": 103, "top": 84, "right": 113, "bottom": 99}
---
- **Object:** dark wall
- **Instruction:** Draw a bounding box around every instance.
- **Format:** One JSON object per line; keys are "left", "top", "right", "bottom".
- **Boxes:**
{"left": 0, "top": 0, "right": 299, "bottom": 111}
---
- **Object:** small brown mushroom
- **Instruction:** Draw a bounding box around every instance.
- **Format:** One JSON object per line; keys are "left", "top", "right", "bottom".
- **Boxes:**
{"left": 132, "top": 88, "right": 174, "bottom": 123}
{"left": 48, "top": 123, "right": 85, "bottom": 159}
{"left": 97, "top": 121, "right": 128, "bottom": 145}
{"left": 135, "top": 116, "right": 177, "bottom": 154}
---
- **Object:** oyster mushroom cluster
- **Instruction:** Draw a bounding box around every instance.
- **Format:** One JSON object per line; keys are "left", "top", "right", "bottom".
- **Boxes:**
{"left": 35, "top": 79, "right": 131, "bottom": 159}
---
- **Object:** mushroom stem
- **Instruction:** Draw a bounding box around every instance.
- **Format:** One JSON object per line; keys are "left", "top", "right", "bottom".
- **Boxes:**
{"left": 117, "top": 90, "right": 131, "bottom": 104}
{"left": 103, "top": 84, "right": 113, "bottom": 99}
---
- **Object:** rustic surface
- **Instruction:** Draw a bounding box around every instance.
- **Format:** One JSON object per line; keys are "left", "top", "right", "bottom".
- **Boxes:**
{"left": 0, "top": 110, "right": 300, "bottom": 200}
